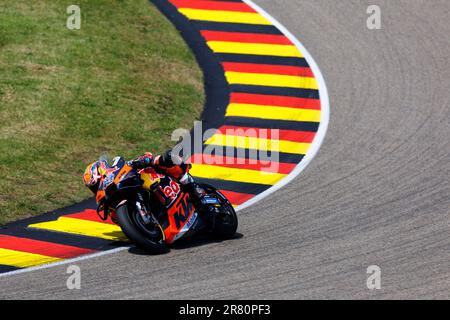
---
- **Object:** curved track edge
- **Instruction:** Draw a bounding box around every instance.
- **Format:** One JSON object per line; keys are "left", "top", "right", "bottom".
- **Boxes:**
{"left": 0, "top": 0, "right": 329, "bottom": 277}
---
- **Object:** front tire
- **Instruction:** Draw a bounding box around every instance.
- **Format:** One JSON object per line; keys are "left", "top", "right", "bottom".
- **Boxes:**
{"left": 116, "top": 205, "right": 168, "bottom": 254}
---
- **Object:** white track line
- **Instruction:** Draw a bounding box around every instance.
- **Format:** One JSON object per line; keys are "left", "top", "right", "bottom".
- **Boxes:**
{"left": 235, "top": 0, "right": 330, "bottom": 211}
{"left": 0, "top": 0, "right": 330, "bottom": 278}
{"left": 0, "top": 246, "right": 130, "bottom": 278}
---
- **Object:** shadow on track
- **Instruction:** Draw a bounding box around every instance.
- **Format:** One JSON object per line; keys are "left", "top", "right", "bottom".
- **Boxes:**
{"left": 127, "top": 232, "right": 244, "bottom": 255}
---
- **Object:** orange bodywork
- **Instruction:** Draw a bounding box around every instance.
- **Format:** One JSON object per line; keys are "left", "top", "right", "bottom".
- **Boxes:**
{"left": 163, "top": 192, "right": 196, "bottom": 243}
{"left": 113, "top": 164, "right": 132, "bottom": 185}
{"left": 96, "top": 189, "right": 105, "bottom": 204}
{"left": 96, "top": 164, "right": 197, "bottom": 243}
{"left": 95, "top": 164, "right": 133, "bottom": 213}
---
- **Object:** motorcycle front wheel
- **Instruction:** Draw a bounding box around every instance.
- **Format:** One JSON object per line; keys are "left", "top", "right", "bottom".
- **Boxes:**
{"left": 116, "top": 204, "right": 169, "bottom": 254}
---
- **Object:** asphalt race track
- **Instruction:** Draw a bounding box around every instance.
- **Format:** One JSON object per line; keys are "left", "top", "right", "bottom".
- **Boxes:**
{"left": 1, "top": 0, "right": 449, "bottom": 299}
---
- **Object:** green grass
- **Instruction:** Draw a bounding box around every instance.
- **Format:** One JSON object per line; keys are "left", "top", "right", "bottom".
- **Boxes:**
{"left": 0, "top": 0, "right": 204, "bottom": 225}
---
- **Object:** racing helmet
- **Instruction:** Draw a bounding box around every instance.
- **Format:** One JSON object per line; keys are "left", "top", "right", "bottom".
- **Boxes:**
{"left": 83, "top": 160, "right": 108, "bottom": 194}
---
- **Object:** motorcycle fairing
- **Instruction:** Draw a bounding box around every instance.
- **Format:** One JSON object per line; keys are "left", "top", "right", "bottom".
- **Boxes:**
{"left": 163, "top": 192, "right": 197, "bottom": 243}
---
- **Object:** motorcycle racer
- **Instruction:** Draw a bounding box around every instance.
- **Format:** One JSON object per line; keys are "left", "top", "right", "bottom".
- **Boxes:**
{"left": 83, "top": 150, "right": 211, "bottom": 215}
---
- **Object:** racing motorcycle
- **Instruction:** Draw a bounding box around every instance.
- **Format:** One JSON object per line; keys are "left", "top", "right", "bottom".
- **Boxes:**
{"left": 95, "top": 157, "right": 238, "bottom": 254}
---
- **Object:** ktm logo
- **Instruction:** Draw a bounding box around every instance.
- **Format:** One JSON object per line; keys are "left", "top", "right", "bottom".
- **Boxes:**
{"left": 173, "top": 196, "right": 193, "bottom": 229}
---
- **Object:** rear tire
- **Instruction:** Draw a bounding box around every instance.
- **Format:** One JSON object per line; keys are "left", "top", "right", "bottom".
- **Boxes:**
{"left": 116, "top": 205, "right": 168, "bottom": 254}
{"left": 199, "top": 184, "right": 238, "bottom": 239}
{"left": 213, "top": 205, "right": 238, "bottom": 239}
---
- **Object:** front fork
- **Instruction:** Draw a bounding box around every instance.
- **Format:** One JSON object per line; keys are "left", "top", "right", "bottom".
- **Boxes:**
{"left": 135, "top": 192, "right": 157, "bottom": 226}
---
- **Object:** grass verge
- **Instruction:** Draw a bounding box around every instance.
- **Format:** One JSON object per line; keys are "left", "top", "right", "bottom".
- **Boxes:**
{"left": 0, "top": 0, "right": 204, "bottom": 225}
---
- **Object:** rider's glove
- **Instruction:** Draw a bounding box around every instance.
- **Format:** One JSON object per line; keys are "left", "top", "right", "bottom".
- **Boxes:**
{"left": 128, "top": 152, "right": 154, "bottom": 169}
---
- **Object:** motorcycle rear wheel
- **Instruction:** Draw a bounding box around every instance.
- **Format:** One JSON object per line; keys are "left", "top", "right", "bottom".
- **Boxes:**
{"left": 199, "top": 184, "right": 238, "bottom": 239}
